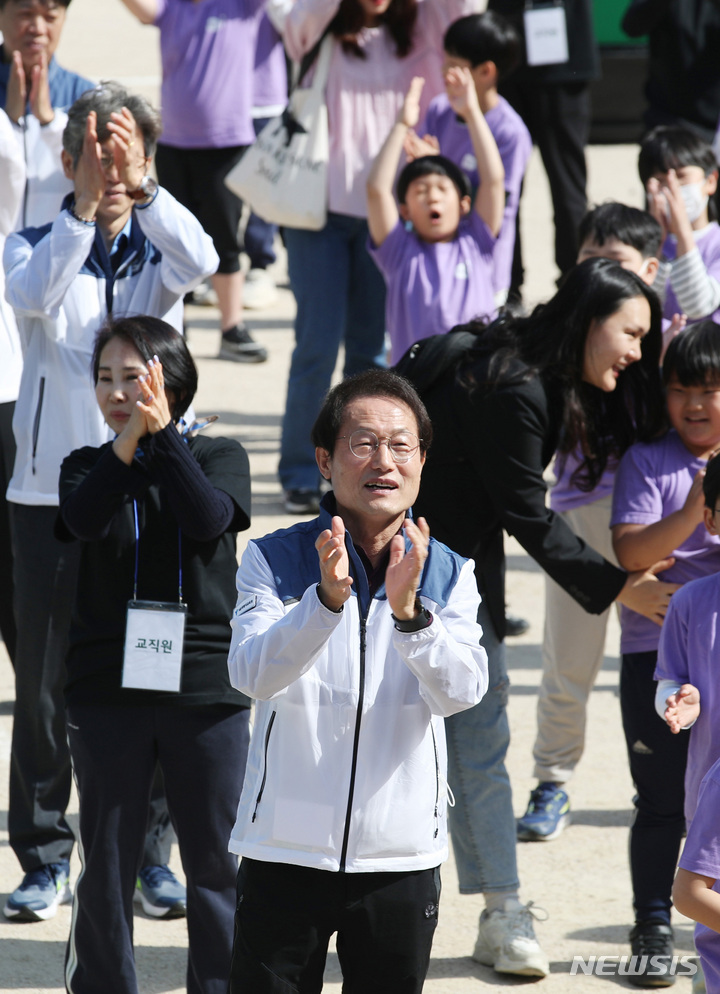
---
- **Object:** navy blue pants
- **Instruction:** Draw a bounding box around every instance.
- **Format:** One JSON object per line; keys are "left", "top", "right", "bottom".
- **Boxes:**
{"left": 65, "top": 702, "right": 250, "bottom": 994}
{"left": 620, "top": 651, "right": 689, "bottom": 924}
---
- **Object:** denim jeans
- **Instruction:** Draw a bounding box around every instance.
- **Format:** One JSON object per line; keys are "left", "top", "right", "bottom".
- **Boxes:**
{"left": 280, "top": 213, "right": 387, "bottom": 491}
{"left": 245, "top": 117, "right": 278, "bottom": 271}
{"left": 445, "top": 598, "right": 519, "bottom": 895}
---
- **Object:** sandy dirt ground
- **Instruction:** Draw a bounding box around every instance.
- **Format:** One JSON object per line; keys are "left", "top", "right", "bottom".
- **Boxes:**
{"left": 0, "top": 2, "right": 698, "bottom": 991}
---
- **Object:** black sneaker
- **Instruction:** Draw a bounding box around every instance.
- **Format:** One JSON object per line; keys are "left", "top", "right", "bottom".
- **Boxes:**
{"left": 628, "top": 921, "right": 675, "bottom": 987}
{"left": 218, "top": 325, "right": 268, "bottom": 363}
{"left": 284, "top": 489, "right": 321, "bottom": 514}
{"left": 505, "top": 614, "right": 530, "bottom": 637}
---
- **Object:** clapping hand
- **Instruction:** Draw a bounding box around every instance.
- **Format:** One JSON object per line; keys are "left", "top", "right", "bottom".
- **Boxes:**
{"left": 385, "top": 517, "right": 430, "bottom": 620}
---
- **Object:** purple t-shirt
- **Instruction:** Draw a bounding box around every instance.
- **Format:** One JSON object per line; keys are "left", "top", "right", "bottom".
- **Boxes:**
{"left": 370, "top": 211, "right": 496, "bottom": 362}
{"left": 611, "top": 430, "right": 720, "bottom": 653}
{"left": 656, "top": 573, "right": 720, "bottom": 823}
{"left": 662, "top": 222, "right": 720, "bottom": 325}
{"left": 155, "top": 0, "right": 263, "bottom": 149}
{"left": 253, "top": 13, "right": 287, "bottom": 111}
{"left": 422, "top": 94, "right": 531, "bottom": 298}
{"left": 678, "top": 761, "right": 720, "bottom": 992}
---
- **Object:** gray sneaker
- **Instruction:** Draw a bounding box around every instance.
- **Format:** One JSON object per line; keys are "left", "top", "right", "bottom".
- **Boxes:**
{"left": 473, "top": 900, "right": 549, "bottom": 977}
{"left": 134, "top": 864, "right": 186, "bottom": 919}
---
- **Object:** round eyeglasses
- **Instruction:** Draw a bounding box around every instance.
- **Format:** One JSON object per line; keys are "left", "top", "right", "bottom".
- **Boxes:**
{"left": 337, "top": 430, "right": 422, "bottom": 463}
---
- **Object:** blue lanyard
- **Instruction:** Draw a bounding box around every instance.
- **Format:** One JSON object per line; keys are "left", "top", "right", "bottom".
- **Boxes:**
{"left": 132, "top": 499, "right": 183, "bottom": 604}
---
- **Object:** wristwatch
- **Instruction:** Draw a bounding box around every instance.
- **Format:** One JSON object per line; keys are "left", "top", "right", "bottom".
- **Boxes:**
{"left": 127, "top": 175, "right": 158, "bottom": 203}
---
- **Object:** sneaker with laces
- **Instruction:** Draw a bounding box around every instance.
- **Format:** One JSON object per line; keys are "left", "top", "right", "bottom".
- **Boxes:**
{"left": 134, "top": 864, "right": 187, "bottom": 919}
{"left": 284, "top": 489, "right": 321, "bottom": 514}
{"left": 218, "top": 324, "right": 268, "bottom": 363}
{"left": 517, "top": 782, "right": 571, "bottom": 841}
{"left": 243, "top": 269, "right": 279, "bottom": 310}
{"left": 628, "top": 921, "right": 675, "bottom": 987}
{"left": 473, "top": 900, "right": 549, "bottom": 977}
{"left": 3, "top": 861, "right": 72, "bottom": 921}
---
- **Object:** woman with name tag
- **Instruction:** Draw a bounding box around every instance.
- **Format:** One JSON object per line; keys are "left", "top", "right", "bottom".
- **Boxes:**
{"left": 56, "top": 315, "right": 252, "bottom": 994}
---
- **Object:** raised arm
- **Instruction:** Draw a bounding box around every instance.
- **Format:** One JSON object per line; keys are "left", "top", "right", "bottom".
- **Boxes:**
{"left": 367, "top": 77, "right": 424, "bottom": 248}
{"left": 117, "top": 0, "right": 159, "bottom": 25}
{"left": 445, "top": 66, "right": 504, "bottom": 236}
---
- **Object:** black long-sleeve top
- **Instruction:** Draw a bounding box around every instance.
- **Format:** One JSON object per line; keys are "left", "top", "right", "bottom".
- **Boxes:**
{"left": 57, "top": 425, "right": 252, "bottom": 707}
{"left": 414, "top": 358, "right": 626, "bottom": 641}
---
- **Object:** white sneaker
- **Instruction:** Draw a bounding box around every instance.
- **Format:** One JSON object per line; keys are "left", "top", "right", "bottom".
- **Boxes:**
{"left": 473, "top": 900, "right": 549, "bottom": 977}
{"left": 243, "top": 269, "right": 278, "bottom": 309}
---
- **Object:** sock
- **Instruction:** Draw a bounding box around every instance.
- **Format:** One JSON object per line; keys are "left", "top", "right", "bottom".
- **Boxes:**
{"left": 485, "top": 891, "right": 523, "bottom": 914}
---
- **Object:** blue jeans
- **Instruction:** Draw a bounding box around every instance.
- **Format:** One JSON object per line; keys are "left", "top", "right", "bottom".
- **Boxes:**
{"left": 245, "top": 117, "right": 278, "bottom": 270}
{"left": 280, "top": 213, "right": 387, "bottom": 491}
{"left": 445, "top": 598, "right": 519, "bottom": 894}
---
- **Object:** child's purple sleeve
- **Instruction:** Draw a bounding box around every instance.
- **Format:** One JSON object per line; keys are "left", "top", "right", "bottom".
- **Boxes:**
{"left": 679, "top": 765, "right": 720, "bottom": 878}
{"left": 610, "top": 444, "right": 663, "bottom": 528}
{"left": 655, "top": 586, "right": 691, "bottom": 684}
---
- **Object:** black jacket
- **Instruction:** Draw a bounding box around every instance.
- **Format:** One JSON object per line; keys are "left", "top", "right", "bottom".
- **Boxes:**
{"left": 413, "top": 356, "right": 626, "bottom": 640}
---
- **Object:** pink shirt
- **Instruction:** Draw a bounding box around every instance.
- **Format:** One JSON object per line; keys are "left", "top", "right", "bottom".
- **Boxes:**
{"left": 282, "top": 0, "right": 483, "bottom": 217}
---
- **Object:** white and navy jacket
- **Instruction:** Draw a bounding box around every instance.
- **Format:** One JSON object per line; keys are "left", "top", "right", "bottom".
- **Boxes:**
{"left": 4, "top": 188, "right": 218, "bottom": 506}
{"left": 0, "top": 52, "right": 92, "bottom": 405}
{"left": 228, "top": 495, "right": 488, "bottom": 873}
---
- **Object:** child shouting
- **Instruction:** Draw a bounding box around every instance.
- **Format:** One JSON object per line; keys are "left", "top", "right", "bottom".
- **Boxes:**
{"left": 367, "top": 70, "right": 504, "bottom": 363}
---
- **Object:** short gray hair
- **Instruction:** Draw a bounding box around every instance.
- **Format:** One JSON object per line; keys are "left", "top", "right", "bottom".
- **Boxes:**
{"left": 63, "top": 81, "right": 162, "bottom": 166}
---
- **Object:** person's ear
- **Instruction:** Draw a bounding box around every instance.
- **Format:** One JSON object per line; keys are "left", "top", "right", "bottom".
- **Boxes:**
{"left": 642, "top": 257, "right": 660, "bottom": 285}
{"left": 459, "top": 195, "right": 471, "bottom": 217}
{"left": 316, "top": 447, "right": 332, "bottom": 481}
{"left": 474, "top": 60, "right": 497, "bottom": 89}
{"left": 704, "top": 505, "right": 718, "bottom": 536}
{"left": 61, "top": 149, "right": 76, "bottom": 181}
{"left": 399, "top": 203, "right": 411, "bottom": 222}
{"left": 706, "top": 170, "right": 718, "bottom": 198}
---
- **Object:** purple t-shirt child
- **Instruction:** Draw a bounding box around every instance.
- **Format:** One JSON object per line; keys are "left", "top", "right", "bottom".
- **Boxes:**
{"left": 155, "top": 0, "right": 264, "bottom": 149}
{"left": 662, "top": 222, "right": 720, "bottom": 325}
{"left": 422, "top": 93, "right": 531, "bottom": 300}
{"left": 656, "top": 573, "right": 720, "bottom": 823}
{"left": 369, "top": 210, "right": 496, "bottom": 362}
{"left": 678, "top": 760, "right": 720, "bottom": 992}
{"left": 611, "top": 429, "right": 720, "bottom": 653}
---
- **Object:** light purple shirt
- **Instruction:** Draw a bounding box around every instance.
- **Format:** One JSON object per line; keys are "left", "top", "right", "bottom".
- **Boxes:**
{"left": 253, "top": 13, "right": 287, "bottom": 112}
{"left": 422, "top": 94, "right": 531, "bottom": 297}
{"left": 678, "top": 761, "right": 720, "bottom": 991}
{"left": 656, "top": 573, "right": 720, "bottom": 823}
{"left": 662, "top": 222, "right": 720, "bottom": 325}
{"left": 611, "top": 430, "right": 720, "bottom": 653}
{"left": 370, "top": 211, "right": 496, "bottom": 363}
{"left": 155, "top": 0, "right": 264, "bottom": 149}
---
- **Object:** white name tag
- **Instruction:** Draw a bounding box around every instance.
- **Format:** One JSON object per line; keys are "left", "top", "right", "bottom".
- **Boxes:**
{"left": 524, "top": 5, "right": 569, "bottom": 67}
{"left": 122, "top": 600, "right": 187, "bottom": 693}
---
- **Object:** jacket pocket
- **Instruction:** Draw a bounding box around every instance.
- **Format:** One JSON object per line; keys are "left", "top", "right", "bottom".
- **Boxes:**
{"left": 31, "top": 376, "right": 46, "bottom": 476}
{"left": 251, "top": 710, "right": 276, "bottom": 823}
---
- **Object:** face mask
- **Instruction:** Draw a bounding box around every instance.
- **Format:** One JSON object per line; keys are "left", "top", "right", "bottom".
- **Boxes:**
{"left": 680, "top": 181, "right": 709, "bottom": 223}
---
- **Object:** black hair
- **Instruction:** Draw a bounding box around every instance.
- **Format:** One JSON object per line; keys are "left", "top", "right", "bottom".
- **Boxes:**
{"left": 329, "top": 0, "right": 417, "bottom": 59}
{"left": 457, "top": 257, "right": 666, "bottom": 491}
{"left": 703, "top": 454, "right": 720, "bottom": 511}
{"left": 311, "top": 369, "right": 433, "bottom": 455}
{"left": 396, "top": 154, "right": 471, "bottom": 204}
{"left": 443, "top": 11, "right": 521, "bottom": 79}
{"left": 662, "top": 319, "right": 720, "bottom": 388}
{"left": 0, "top": 0, "right": 71, "bottom": 7}
{"left": 638, "top": 125, "right": 718, "bottom": 222}
{"left": 92, "top": 315, "right": 198, "bottom": 421}
{"left": 578, "top": 202, "right": 662, "bottom": 260}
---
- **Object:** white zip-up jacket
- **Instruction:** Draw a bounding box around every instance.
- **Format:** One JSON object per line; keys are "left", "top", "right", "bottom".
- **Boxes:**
{"left": 4, "top": 188, "right": 218, "bottom": 506}
{"left": 228, "top": 497, "right": 488, "bottom": 873}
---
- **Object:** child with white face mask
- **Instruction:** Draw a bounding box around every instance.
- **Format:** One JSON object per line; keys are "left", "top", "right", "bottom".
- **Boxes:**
{"left": 639, "top": 125, "right": 720, "bottom": 326}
